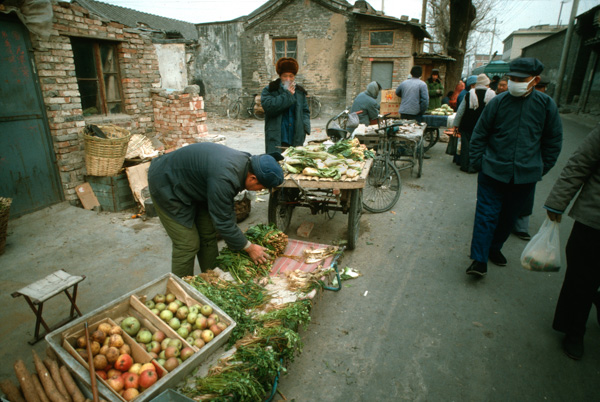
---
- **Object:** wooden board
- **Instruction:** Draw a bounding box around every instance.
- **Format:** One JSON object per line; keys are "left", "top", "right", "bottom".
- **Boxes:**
{"left": 280, "top": 159, "right": 372, "bottom": 189}
{"left": 75, "top": 183, "right": 100, "bottom": 210}
{"left": 125, "top": 162, "right": 151, "bottom": 208}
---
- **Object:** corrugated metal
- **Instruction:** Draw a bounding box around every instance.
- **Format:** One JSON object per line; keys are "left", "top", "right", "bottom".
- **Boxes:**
{"left": 0, "top": 14, "right": 63, "bottom": 217}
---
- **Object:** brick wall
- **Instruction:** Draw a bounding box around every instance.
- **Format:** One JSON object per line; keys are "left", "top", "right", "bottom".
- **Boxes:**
{"left": 346, "top": 18, "right": 418, "bottom": 106}
{"left": 152, "top": 89, "right": 217, "bottom": 149}
{"left": 28, "top": 1, "right": 160, "bottom": 204}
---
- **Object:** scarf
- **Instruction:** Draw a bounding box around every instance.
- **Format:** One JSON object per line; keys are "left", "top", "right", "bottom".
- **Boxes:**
{"left": 468, "top": 87, "right": 496, "bottom": 110}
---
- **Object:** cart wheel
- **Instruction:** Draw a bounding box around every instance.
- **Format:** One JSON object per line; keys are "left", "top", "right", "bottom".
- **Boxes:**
{"left": 423, "top": 127, "right": 439, "bottom": 152}
{"left": 268, "top": 188, "right": 293, "bottom": 232}
{"left": 415, "top": 140, "right": 424, "bottom": 178}
{"left": 347, "top": 189, "right": 362, "bottom": 250}
{"left": 362, "top": 158, "right": 401, "bottom": 213}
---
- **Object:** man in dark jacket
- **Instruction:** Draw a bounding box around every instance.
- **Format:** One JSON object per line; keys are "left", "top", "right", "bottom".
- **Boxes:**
{"left": 350, "top": 81, "right": 381, "bottom": 125}
{"left": 261, "top": 57, "right": 311, "bottom": 154}
{"left": 148, "top": 143, "right": 284, "bottom": 277}
{"left": 465, "top": 57, "right": 563, "bottom": 277}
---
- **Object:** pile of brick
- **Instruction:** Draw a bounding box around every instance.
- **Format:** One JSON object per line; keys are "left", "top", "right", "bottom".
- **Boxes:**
{"left": 152, "top": 86, "right": 225, "bottom": 150}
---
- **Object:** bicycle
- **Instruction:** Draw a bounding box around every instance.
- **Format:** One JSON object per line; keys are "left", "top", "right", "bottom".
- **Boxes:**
{"left": 306, "top": 94, "right": 321, "bottom": 119}
{"left": 423, "top": 127, "right": 439, "bottom": 152}
{"left": 227, "top": 93, "right": 265, "bottom": 120}
{"left": 361, "top": 116, "right": 402, "bottom": 213}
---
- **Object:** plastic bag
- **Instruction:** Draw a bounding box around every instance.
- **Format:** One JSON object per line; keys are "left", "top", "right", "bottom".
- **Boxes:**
{"left": 520, "top": 218, "right": 561, "bottom": 272}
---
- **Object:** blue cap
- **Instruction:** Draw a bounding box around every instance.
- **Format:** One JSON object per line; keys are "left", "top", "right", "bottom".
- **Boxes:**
{"left": 250, "top": 154, "right": 284, "bottom": 188}
{"left": 466, "top": 75, "right": 478, "bottom": 87}
{"left": 509, "top": 57, "right": 544, "bottom": 78}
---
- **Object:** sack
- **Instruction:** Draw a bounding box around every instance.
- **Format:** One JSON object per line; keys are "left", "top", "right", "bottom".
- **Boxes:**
{"left": 446, "top": 134, "right": 458, "bottom": 155}
{"left": 520, "top": 218, "right": 561, "bottom": 272}
{"left": 346, "top": 112, "right": 360, "bottom": 132}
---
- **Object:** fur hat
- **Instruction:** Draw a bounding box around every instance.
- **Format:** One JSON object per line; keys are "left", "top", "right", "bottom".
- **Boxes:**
{"left": 476, "top": 74, "right": 490, "bottom": 87}
{"left": 276, "top": 58, "right": 299, "bottom": 76}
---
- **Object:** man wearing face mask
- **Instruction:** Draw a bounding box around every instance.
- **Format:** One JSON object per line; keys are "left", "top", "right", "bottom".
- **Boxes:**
{"left": 465, "top": 57, "right": 563, "bottom": 277}
{"left": 261, "top": 57, "right": 311, "bottom": 154}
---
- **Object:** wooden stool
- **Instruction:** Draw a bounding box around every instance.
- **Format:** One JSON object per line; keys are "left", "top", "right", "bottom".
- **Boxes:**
{"left": 12, "top": 269, "right": 86, "bottom": 344}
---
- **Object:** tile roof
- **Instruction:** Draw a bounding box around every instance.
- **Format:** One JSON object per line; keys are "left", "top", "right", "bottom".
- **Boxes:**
{"left": 74, "top": 0, "right": 198, "bottom": 41}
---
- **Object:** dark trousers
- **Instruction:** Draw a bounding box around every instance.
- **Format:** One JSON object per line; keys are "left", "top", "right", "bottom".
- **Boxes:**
{"left": 400, "top": 113, "right": 423, "bottom": 123}
{"left": 553, "top": 221, "right": 600, "bottom": 337}
{"left": 152, "top": 198, "right": 218, "bottom": 278}
{"left": 470, "top": 173, "right": 536, "bottom": 262}
{"left": 459, "top": 130, "right": 472, "bottom": 171}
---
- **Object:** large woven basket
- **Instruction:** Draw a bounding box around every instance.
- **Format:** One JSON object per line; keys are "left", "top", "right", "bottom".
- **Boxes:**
{"left": 0, "top": 197, "right": 12, "bottom": 255}
{"left": 84, "top": 125, "right": 131, "bottom": 176}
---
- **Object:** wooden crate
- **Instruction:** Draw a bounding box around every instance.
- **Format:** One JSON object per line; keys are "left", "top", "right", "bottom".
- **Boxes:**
{"left": 380, "top": 102, "right": 400, "bottom": 117}
{"left": 85, "top": 173, "right": 136, "bottom": 212}
{"left": 46, "top": 274, "right": 236, "bottom": 402}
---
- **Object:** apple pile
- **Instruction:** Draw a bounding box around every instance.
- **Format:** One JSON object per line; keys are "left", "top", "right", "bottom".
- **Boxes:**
{"left": 74, "top": 322, "right": 158, "bottom": 401}
{"left": 145, "top": 293, "right": 228, "bottom": 349}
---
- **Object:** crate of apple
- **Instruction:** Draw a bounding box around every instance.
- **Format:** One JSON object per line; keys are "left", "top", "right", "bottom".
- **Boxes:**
{"left": 146, "top": 293, "right": 228, "bottom": 348}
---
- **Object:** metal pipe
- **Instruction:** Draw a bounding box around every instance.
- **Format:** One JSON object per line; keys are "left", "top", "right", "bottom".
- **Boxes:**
{"left": 554, "top": 0, "right": 580, "bottom": 105}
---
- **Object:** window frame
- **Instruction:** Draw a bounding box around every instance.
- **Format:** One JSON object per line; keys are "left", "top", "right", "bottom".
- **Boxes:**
{"left": 71, "top": 38, "right": 124, "bottom": 116}
{"left": 369, "top": 30, "right": 395, "bottom": 47}
{"left": 273, "top": 38, "right": 297, "bottom": 62}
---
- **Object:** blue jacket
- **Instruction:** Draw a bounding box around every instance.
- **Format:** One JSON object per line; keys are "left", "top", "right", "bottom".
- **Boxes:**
{"left": 261, "top": 79, "right": 311, "bottom": 154}
{"left": 396, "top": 77, "right": 429, "bottom": 116}
{"left": 148, "top": 143, "right": 250, "bottom": 250}
{"left": 350, "top": 81, "right": 380, "bottom": 125}
{"left": 469, "top": 90, "right": 563, "bottom": 184}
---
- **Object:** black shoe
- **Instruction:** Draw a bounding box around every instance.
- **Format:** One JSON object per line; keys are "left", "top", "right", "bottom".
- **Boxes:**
{"left": 513, "top": 231, "right": 531, "bottom": 241}
{"left": 423, "top": 154, "right": 431, "bottom": 159}
{"left": 562, "top": 335, "right": 584, "bottom": 360}
{"left": 466, "top": 261, "right": 487, "bottom": 277}
{"left": 489, "top": 249, "right": 507, "bottom": 266}
{"left": 594, "top": 292, "right": 600, "bottom": 327}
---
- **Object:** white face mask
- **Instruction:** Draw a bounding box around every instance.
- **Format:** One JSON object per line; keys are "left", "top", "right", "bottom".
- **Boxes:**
{"left": 508, "top": 78, "right": 534, "bottom": 97}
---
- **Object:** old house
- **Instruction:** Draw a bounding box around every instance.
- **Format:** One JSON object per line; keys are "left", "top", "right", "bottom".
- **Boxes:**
{"left": 0, "top": 0, "right": 208, "bottom": 217}
{"left": 196, "top": 0, "right": 432, "bottom": 114}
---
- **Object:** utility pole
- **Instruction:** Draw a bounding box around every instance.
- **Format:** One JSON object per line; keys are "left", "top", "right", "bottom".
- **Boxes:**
{"left": 421, "top": 0, "right": 427, "bottom": 25}
{"left": 381, "top": 0, "right": 384, "bottom": 14}
{"left": 557, "top": 0, "right": 568, "bottom": 26}
{"left": 488, "top": 18, "right": 497, "bottom": 62}
{"left": 554, "top": 0, "right": 579, "bottom": 105}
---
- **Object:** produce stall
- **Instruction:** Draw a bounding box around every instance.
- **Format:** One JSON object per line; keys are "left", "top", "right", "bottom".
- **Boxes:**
{"left": 421, "top": 105, "right": 456, "bottom": 152}
{"left": 0, "top": 224, "right": 347, "bottom": 402}
{"left": 268, "top": 140, "right": 374, "bottom": 250}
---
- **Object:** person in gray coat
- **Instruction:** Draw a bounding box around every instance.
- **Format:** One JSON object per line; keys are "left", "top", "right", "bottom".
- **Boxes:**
{"left": 350, "top": 81, "right": 381, "bottom": 125}
{"left": 544, "top": 123, "right": 600, "bottom": 360}
{"left": 261, "top": 57, "right": 311, "bottom": 154}
{"left": 148, "top": 143, "right": 284, "bottom": 277}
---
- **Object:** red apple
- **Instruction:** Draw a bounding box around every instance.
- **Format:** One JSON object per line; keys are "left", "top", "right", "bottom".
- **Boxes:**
{"left": 180, "top": 347, "right": 194, "bottom": 361}
{"left": 209, "top": 324, "right": 222, "bottom": 336}
{"left": 139, "top": 369, "right": 158, "bottom": 389}
{"left": 122, "top": 388, "right": 139, "bottom": 401}
{"left": 114, "top": 354, "right": 133, "bottom": 372}
{"left": 107, "top": 374, "right": 125, "bottom": 392}
{"left": 96, "top": 370, "right": 107, "bottom": 380}
{"left": 123, "top": 372, "right": 139, "bottom": 389}
{"left": 106, "top": 369, "right": 122, "bottom": 379}
{"left": 139, "top": 363, "right": 155, "bottom": 373}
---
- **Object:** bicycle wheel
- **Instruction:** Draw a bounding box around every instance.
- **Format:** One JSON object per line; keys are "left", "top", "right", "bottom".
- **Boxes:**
{"left": 347, "top": 189, "right": 362, "bottom": 250}
{"left": 252, "top": 106, "right": 265, "bottom": 120}
{"left": 362, "top": 158, "right": 401, "bottom": 213}
{"left": 326, "top": 113, "right": 348, "bottom": 131}
{"left": 309, "top": 97, "right": 321, "bottom": 119}
{"left": 227, "top": 100, "right": 241, "bottom": 119}
{"left": 423, "top": 127, "right": 439, "bottom": 152}
{"left": 415, "top": 140, "right": 424, "bottom": 178}
{"left": 268, "top": 188, "right": 294, "bottom": 232}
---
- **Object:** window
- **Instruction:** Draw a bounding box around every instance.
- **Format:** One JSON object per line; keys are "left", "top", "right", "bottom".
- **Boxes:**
{"left": 370, "top": 31, "right": 394, "bottom": 46}
{"left": 273, "top": 39, "right": 297, "bottom": 61}
{"left": 71, "top": 38, "right": 123, "bottom": 116}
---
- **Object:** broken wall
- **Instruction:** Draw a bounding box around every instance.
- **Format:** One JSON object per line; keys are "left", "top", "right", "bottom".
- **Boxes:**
{"left": 241, "top": 0, "right": 350, "bottom": 114}
{"left": 195, "top": 21, "right": 244, "bottom": 115}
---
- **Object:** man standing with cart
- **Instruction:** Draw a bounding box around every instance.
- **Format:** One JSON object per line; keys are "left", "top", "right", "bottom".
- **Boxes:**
{"left": 465, "top": 57, "right": 563, "bottom": 277}
{"left": 261, "top": 58, "right": 311, "bottom": 154}
{"left": 148, "top": 143, "right": 284, "bottom": 278}
{"left": 395, "top": 66, "right": 429, "bottom": 121}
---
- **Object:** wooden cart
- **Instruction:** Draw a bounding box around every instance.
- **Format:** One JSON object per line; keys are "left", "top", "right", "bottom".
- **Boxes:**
{"left": 268, "top": 159, "right": 372, "bottom": 250}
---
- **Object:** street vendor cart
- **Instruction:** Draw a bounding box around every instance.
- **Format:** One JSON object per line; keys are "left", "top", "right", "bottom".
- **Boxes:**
{"left": 268, "top": 159, "right": 372, "bottom": 250}
{"left": 420, "top": 112, "right": 456, "bottom": 152}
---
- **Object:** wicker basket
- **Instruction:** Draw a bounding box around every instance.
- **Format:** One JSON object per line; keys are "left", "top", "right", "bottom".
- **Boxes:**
{"left": 0, "top": 197, "right": 12, "bottom": 255}
{"left": 235, "top": 197, "right": 251, "bottom": 223}
{"left": 84, "top": 125, "right": 131, "bottom": 176}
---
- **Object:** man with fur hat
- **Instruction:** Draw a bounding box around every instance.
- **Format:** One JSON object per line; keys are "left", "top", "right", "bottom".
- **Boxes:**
{"left": 261, "top": 57, "right": 311, "bottom": 154}
{"left": 465, "top": 57, "right": 563, "bottom": 278}
{"left": 426, "top": 68, "right": 444, "bottom": 110}
{"left": 148, "top": 143, "right": 284, "bottom": 277}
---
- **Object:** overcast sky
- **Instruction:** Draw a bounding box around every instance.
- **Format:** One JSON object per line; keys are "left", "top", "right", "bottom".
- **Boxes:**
{"left": 98, "top": 0, "right": 598, "bottom": 55}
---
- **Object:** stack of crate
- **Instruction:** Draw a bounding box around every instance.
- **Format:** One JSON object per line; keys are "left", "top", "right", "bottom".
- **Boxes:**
{"left": 380, "top": 89, "right": 401, "bottom": 117}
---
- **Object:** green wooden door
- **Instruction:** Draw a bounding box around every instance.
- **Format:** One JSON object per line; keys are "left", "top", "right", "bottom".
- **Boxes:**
{"left": 0, "top": 14, "right": 64, "bottom": 217}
